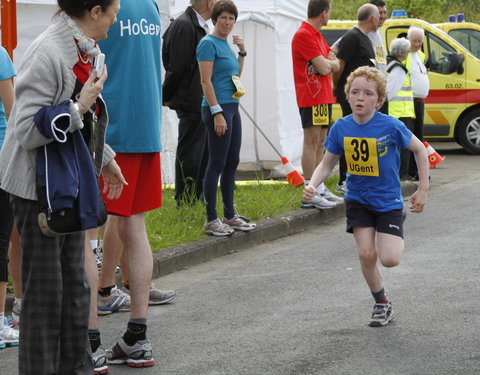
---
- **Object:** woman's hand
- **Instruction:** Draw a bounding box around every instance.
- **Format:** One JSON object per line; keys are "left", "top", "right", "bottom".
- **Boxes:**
{"left": 76, "top": 64, "right": 108, "bottom": 115}
{"left": 232, "top": 35, "right": 246, "bottom": 53}
{"left": 213, "top": 113, "right": 228, "bottom": 136}
{"left": 101, "top": 158, "right": 128, "bottom": 200}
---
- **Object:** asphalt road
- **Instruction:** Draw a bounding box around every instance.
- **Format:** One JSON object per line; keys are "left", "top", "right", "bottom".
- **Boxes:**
{"left": 1, "top": 142, "right": 479, "bottom": 375}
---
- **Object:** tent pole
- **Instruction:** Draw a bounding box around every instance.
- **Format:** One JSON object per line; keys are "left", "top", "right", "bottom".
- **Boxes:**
{"left": 252, "top": 22, "right": 261, "bottom": 171}
{"left": 239, "top": 104, "right": 282, "bottom": 160}
{"left": 1, "top": 0, "right": 17, "bottom": 59}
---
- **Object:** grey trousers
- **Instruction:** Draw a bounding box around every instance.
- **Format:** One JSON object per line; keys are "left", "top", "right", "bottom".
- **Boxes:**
{"left": 11, "top": 196, "right": 92, "bottom": 375}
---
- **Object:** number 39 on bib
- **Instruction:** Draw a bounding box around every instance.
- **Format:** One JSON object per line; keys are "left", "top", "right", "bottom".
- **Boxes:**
{"left": 344, "top": 137, "right": 379, "bottom": 177}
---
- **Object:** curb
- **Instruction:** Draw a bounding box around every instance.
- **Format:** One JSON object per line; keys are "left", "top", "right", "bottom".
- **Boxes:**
{"left": 149, "top": 181, "right": 419, "bottom": 278}
{"left": 5, "top": 182, "right": 418, "bottom": 313}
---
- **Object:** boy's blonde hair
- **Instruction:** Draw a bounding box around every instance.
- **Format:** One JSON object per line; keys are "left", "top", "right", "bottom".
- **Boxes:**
{"left": 344, "top": 66, "right": 387, "bottom": 101}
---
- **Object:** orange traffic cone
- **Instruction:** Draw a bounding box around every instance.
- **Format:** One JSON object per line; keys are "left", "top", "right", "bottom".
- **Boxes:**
{"left": 423, "top": 141, "right": 445, "bottom": 168}
{"left": 281, "top": 157, "right": 304, "bottom": 187}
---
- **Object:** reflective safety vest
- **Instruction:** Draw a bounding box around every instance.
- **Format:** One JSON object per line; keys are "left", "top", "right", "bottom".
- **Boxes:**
{"left": 386, "top": 58, "right": 415, "bottom": 119}
{"left": 405, "top": 49, "right": 426, "bottom": 71}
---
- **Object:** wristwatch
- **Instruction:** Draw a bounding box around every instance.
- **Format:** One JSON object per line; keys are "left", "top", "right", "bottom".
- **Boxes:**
{"left": 238, "top": 51, "right": 247, "bottom": 57}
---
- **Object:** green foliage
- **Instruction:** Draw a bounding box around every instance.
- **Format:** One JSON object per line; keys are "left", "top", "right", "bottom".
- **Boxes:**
{"left": 331, "top": 0, "right": 480, "bottom": 23}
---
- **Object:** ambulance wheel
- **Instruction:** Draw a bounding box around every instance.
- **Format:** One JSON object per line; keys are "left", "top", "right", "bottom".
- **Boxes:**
{"left": 457, "top": 110, "right": 480, "bottom": 155}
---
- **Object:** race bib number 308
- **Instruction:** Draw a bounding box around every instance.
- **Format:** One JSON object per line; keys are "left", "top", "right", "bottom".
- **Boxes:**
{"left": 312, "top": 104, "right": 329, "bottom": 126}
{"left": 344, "top": 137, "right": 379, "bottom": 176}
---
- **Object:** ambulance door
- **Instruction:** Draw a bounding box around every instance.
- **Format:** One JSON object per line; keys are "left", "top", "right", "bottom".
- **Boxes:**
{"left": 384, "top": 25, "right": 466, "bottom": 140}
{"left": 422, "top": 31, "right": 467, "bottom": 140}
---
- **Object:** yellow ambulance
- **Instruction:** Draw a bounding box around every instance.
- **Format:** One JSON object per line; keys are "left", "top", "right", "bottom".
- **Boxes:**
{"left": 434, "top": 21, "right": 480, "bottom": 59}
{"left": 322, "top": 16, "right": 480, "bottom": 154}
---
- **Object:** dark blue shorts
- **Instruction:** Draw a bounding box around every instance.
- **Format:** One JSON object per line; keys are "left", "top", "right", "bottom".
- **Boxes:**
{"left": 345, "top": 198, "right": 404, "bottom": 238}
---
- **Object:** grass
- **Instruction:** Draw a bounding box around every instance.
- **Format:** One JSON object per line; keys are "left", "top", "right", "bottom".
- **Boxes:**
{"left": 145, "top": 175, "right": 340, "bottom": 252}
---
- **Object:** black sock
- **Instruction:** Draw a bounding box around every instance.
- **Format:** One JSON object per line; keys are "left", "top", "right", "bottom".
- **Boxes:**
{"left": 123, "top": 318, "right": 147, "bottom": 346}
{"left": 88, "top": 329, "right": 101, "bottom": 353}
{"left": 371, "top": 288, "right": 388, "bottom": 303}
{"left": 98, "top": 285, "right": 115, "bottom": 297}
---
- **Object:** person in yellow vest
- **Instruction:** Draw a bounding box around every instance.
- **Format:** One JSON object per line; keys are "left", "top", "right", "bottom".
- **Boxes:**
{"left": 406, "top": 26, "right": 429, "bottom": 180}
{"left": 386, "top": 37, "right": 415, "bottom": 180}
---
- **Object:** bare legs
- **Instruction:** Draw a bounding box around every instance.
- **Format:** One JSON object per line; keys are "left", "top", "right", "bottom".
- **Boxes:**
{"left": 353, "top": 227, "right": 404, "bottom": 293}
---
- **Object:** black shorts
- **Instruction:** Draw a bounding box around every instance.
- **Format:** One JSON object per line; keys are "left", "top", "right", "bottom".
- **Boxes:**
{"left": 345, "top": 198, "right": 404, "bottom": 238}
{"left": 299, "top": 104, "right": 332, "bottom": 129}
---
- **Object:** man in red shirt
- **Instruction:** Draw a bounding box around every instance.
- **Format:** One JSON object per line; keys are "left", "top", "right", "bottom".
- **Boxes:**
{"left": 291, "top": 0, "right": 343, "bottom": 209}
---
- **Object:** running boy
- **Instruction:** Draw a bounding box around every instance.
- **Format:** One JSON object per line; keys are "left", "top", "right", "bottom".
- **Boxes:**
{"left": 303, "top": 66, "right": 429, "bottom": 326}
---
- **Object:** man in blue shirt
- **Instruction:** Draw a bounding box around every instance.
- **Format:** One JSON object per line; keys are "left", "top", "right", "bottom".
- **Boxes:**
{"left": 97, "top": 0, "right": 174, "bottom": 368}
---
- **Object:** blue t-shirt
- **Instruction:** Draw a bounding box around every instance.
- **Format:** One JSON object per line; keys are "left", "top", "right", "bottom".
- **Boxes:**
{"left": 325, "top": 112, "right": 413, "bottom": 211}
{"left": 196, "top": 34, "right": 240, "bottom": 106}
{"left": 0, "top": 47, "right": 16, "bottom": 149}
{"left": 98, "top": 0, "right": 162, "bottom": 153}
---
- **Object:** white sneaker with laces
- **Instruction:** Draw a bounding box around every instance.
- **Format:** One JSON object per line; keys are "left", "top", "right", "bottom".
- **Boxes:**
{"left": 97, "top": 286, "right": 131, "bottom": 315}
{"left": 318, "top": 183, "right": 344, "bottom": 204}
{"left": 307, "top": 192, "right": 337, "bottom": 209}
{"left": 335, "top": 181, "right": 347, "bottom": 195}
{"left": 222, "top": 215, "right": 256, "bottom": 231}
{"left": 0, "top": 324, "right": 19, "bottom": 347}
{"left": 204, "top": 218, "right": 234, "bottom": 236}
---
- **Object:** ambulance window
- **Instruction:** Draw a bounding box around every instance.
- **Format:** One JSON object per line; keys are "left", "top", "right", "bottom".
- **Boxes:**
{"left": 427, "top": 32, "right": 457, "bottom": 74}
{"left": 321, "top": 30, "right": 348, "bottom": 47}
{"left": 449, "top": 29, "right": 480, "bottom": 58}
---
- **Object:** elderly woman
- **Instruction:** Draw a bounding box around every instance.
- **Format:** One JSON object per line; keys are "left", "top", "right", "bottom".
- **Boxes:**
{"left": 197, "top": 0, "right": 256, "bottom": 236}
{"left": 386, "top": 37, "right": 415, "bottom": 180}
{"left": 0, "top": 0, "right": 125, "bottom": 373}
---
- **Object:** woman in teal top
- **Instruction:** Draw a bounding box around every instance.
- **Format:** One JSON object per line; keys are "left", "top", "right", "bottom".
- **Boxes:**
{"left": 197, "top": 0, "right": 256, "bottom": 236}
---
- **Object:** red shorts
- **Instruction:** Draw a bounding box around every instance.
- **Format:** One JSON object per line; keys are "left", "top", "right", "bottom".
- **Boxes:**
{"left": 101, "top": 153, "right": 162, "bottom": 217}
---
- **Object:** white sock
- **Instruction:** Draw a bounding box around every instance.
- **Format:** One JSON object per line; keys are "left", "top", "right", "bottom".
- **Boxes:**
{"left": 0, "top": 312, "right": 4, "bottom": 329}
{"left": 90, "top": 240, "right": 98, "bottom": 251}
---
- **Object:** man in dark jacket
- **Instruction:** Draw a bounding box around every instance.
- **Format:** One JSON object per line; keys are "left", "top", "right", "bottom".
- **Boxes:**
{"left": 162, "top": 0, "right": 214, "bottom": 206}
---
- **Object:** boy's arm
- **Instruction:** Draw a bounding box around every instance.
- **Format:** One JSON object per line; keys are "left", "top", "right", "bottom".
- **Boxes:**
{"left": 407, "top": 135, "right": 429, "bottom": 213}
{"left": 303, "top": 151, "right": 341, "bottom": 202}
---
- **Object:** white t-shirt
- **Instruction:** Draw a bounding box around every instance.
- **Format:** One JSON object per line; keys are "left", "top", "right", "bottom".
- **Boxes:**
{"left": 368, "top": 30, "right": 387, "bottom": 74}
{"left": 194, "top": 9, "right": 210, "bottom": 33}
{"left": 409, "top": 52, "right": 430, "bottom": 98}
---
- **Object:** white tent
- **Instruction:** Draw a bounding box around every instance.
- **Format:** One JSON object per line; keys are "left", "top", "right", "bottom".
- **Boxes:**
{"left": 4, "top": 0, "right": 308, "bottom": 183}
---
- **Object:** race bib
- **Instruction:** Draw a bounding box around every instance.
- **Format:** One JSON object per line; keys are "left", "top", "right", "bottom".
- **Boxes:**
{"left": 312, "top": 104, "right": 329, "bottom": 126}
{"left": 344, "top": 137, "right": 379, "bottom": 177}
{"left": 231, "top": 75, "right": 246, "bottom": 99}
{"left": 375, "top": 45, "right": 386, "bottom": 66}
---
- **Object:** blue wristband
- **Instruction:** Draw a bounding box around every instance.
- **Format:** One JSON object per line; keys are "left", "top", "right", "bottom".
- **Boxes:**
{"left": 210, "top": 104, "right": 223, "bottom": 115}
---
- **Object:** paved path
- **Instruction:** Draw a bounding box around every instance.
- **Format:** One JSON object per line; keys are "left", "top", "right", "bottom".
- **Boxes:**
{"left": 1, "top": 142, "right": 479, "bottom": 374}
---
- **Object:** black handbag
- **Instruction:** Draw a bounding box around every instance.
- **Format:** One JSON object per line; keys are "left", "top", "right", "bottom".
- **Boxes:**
{"left": 37, "top": 180, "right": 107, "bottom": 237}
{"left": 35, "top": 85, "right": 107, "bottom": 237}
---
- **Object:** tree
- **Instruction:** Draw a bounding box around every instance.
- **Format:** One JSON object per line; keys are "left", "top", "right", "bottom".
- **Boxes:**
{"left": 330, "top": 0, "right": 479, "bottom": 23}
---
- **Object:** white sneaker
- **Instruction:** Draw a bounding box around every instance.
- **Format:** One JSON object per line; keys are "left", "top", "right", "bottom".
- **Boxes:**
{"left": 12, "top": 300, "right": 21, "bottom": 324}
{"left": 335, "top": 181, "right": 347, "bottom": 195}
{"left": 97, "top": 286, "right": 131, "bottom": 316}
{"left": 0, "top": 324, "right": 19, "bottom": 347}
{"left": 318, "top": 183, "right": 344, "bottom": 204}
{"left": 309, "top": 192, "right": 337, "bottom": 209}
{"left": 204, "top": 218, "right": 234, "bottom": 236}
